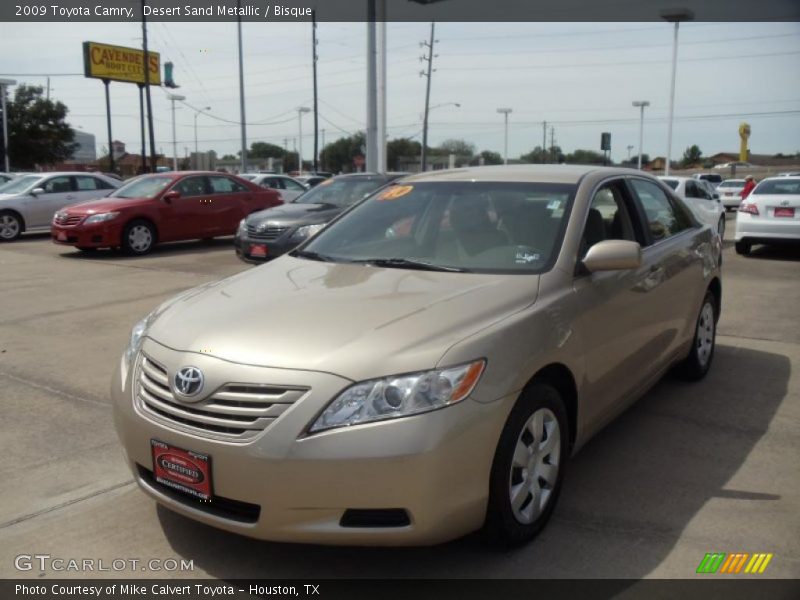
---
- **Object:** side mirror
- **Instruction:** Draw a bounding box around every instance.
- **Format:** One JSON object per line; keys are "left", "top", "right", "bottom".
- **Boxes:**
{"left": 582, "top": 240, "right": 642, "bottom": 272}
{"left": 162, "top": 190, "right": 180, "bottom": 203}
{"left": 31, "top": 187, "right": 45, "bottom": 196}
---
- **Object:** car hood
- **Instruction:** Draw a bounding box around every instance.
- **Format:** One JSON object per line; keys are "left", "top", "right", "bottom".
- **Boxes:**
{"left": 147, "top": 256, "right": 539, "bottom": 382}
{"left": 63, "top": 197, "right": 147, "bottom": 213}
{"left": 247, "top": 202, "right": 343, "bottom": 227}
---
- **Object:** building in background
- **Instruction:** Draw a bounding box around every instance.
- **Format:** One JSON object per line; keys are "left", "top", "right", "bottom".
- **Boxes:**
{"left": 70, "top": 130, "right": 96, "bottom": 163}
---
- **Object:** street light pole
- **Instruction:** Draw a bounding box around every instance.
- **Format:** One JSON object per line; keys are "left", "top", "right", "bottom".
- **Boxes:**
{"left": 297, "top": 107, "right": 311, "bottom": 173}
{"left": 632, "top": 100, "right": 650, "bottom": 170}
{"left": 661, "top": 9, "right": 693, "bottom": 176}
{"left": 0, "top": 78, "right": 16, "bottom": 172}
{"left": 168, "top": 93, "right": 186, "bottom": 171}
{"left": 497, "top": 108, "right": 512, "bottom": 165}
{"left": 193, "top": 106, "right": 211, "bottom": 169}
{"left": 237, "top": 0, "right": 247, "bottom": 174}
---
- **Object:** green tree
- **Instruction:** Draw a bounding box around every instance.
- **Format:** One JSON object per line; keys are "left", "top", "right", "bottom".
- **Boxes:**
{"left": 520, "top": 145, "right": 563, "bottom": 163}
{"left": 565, "top": 149, "right": 606, "bottom": 165}
{"left": 469, "top": 150, "right": 503, "bottom": 166}
{"left": 248, "top": 141, "right": 286, "bottom": 159}
{"left": 320, "top": 132, "right": 365, "bottom": 173}
{"left": 621, "top": 153, "right": 650, "bottom": 167}
{"left": 433, "top": 138, "right": 475, "bottom": 157}
{"left": 387, "top": 138, "right": 421, "bottom": 170}
{"left": 6, "top": 85, "right": 76, "bottom": 169}
{"left": 682, "top": 144, "right": 703, "bottom": 167}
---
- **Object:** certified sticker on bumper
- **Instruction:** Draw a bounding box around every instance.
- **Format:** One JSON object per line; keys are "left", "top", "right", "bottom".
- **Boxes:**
{"left": 250, "top": 244, "right": 268, "bottom": 258}
{"left": 151, "top": 439, "right": 212, "bottom": 500}
{"left": 56, "top": 231, "right": 67, "bottom": 241}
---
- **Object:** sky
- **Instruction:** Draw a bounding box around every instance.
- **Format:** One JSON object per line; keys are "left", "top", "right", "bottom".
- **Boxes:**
{"left": 1, "top": 20, "right": 799, "bottom": 164}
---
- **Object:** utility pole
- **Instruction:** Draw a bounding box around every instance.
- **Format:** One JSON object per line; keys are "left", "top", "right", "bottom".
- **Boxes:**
{"left": 168, "top": 93, "right": 186, "bottom": 171}
{"left": 320, "top": 128, "right": 326, "bottom": 169}
{"left": 236, "top": 0, "right": 247, "bottom": 174}
{"left": 550, "top": 126, "right": 555, "bottom": 163}
{"left": 627, "top": 145, "right": 634, "bottom": 161}
{"left": 141, "top": 0, "right": 156, "bottom": 172}
{"left": 541, "top": 121, "right": 547, "bottom": 163}
{"left": 497, "top": 108, "right": 512, "bottom": 165}
{"left": 420, "top": 22, "right": 436, "bottom": 172}
{"left": 311, "top": 10, "right": 319, "bottom": 172}
{"left": 46, "top": 77, "right": 50, "bottom": 100}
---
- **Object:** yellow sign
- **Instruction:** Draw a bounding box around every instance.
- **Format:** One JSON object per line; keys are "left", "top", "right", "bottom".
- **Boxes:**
{"left": 83, "top": 41, "right": 161, "bottom": 86}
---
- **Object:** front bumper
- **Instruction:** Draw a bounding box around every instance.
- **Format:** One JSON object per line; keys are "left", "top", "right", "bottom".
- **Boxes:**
{"left": 234, "top": 230, "right": 300, "bottom": 263}
{"left": 112, "top": 339, "right": 514, "bottom": 545}
{"left": 52, "top": 221, "right": 123, "bottom": 248}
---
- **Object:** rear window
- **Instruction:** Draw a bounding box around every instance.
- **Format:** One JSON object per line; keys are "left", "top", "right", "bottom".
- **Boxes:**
{"left": 718, "top": 180, "right": 744, "bottom": 188}
{"left": 753, "top": 179, "right": 800, "bottom": 195}
{"left": 661, "top": 179, "right": 679, "bottom": 190}
{"left": 697, "top": 174, "right": 722, "bottom": 184}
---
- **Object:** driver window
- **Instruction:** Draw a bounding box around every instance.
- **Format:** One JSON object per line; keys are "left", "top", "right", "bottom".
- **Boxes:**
{"left": 173, "top": 176, "right": 207, "bottom": 197}
{"left": 42, "top": 176, "right": 72, "bottom": 194}
{"left": 580, "top": 182, "right": 635, "bottom": 257}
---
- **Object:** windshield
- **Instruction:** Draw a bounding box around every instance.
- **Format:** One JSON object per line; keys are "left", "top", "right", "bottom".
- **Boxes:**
{"left": 0, "top": 174, "right": 43, "bottom": 194}
{"left": 718, "top": 180, "right": 744, "bottom": 188}
{"left": 753, "top": 179, "right": 800, "bottom": 195}
{"left": 661, "top": 179, "right": 679, "bottom": 190}
{"left": 109, "top": 176, "right": 173, "bottom": 199}
{"left": 292, "top": 177, "right": 387, "bottom": 207}
{"left": 297, "top": 181, "right": 576, "bottom": 274}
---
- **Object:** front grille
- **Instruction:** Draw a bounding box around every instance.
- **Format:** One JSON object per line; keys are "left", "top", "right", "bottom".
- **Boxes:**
{"left": 246, "top": 224, "right": 288, "bottom": 240}
{"left": 135, "top": 354, "right": 308, "bottom": 442}
{"left": 137, "top": 465, "right": 261, "bottom": 523}
{"left": 55, "top": 215, "right": 83, "bottom": 226}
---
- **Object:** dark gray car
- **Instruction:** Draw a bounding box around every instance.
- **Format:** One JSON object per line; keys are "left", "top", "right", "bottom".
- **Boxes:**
{"left": 234, "top": 172, "right": 406, "bottom": 263}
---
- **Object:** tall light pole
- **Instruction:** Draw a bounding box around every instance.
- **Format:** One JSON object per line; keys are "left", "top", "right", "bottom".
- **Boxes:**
{"left": 167, "top": 93, "right": 186, "bottom": 171}
{"left": 193, "top": 105, "right": 211, "bottom": 168}
{"left": 297, "top": 106, "right": 311, "bottom": 173}
{"left": 0, "top": 78, "right": 16, "bottom": 172}
{"left": 420, "top": 22, "right": 437, "bottom": 172}
{"left": 497, "top": 108, "right": 512, "bottom": 165}
{"left": 661, "top": 8, "right": 693, "bottom": 176}
{"left": 632, "top": 100, "right": 650, "bottom": 170}
{"left": 236, "top": 0, "right": 247, "bottom": 174}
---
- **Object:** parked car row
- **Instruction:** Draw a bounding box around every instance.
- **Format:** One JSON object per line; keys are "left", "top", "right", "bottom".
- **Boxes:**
{"left": 735, "top": 176, "right": 800, "bottom": 255}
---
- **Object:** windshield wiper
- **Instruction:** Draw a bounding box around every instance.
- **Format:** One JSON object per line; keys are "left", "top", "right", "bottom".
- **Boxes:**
{"left": 352, "top": 257, "right": 470, "bottom": 272}
{"left": 289, "top": 249, "right": 339, "bottom": 262}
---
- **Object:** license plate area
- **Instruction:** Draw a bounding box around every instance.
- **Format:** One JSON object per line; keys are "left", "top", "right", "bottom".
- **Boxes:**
{"left": 151, "top": 439, "right": 212, "bottom": 500}
{"left": 773, "top": 207, "right": 795, "bottom": 218}
{"left": 57, "top": 231, "right": 67, "bottom": 241}
{"left": 249, "top": 244, "right": 267, "bottom": 258}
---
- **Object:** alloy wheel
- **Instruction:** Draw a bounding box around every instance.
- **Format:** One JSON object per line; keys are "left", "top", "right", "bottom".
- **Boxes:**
{"left": 0, "top": 214, "right": 20, "bottom": 240}
{"left": 509, "top": 407, "right": 561, "bottom": 524}
{"left": 696, "top": 301, "right": 715, "bottom": 367}
{"left": 128, "top": 225, "right": 153, "bottom": 253}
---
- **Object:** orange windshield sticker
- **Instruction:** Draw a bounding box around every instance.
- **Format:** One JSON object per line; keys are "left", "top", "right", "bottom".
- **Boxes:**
{"left": 319, "top": 178, "right": 334, "bottom": 186}
{"left": 378, "top": 185, "right": 414, "bottom": 200}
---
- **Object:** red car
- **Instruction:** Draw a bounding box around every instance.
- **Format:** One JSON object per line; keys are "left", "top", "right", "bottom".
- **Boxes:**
{"left": 51, "top": 172, "right": 283, "bottom": 255}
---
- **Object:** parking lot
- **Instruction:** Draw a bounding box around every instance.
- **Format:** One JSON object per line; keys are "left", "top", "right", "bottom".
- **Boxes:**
{"left": 1, "top": 213, "right": 798, "bottom": 579}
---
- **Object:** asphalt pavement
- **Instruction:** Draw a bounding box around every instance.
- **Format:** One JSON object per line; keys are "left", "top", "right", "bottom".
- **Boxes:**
{"left": 1, "top": 215, "right": 798, "bottom": 579}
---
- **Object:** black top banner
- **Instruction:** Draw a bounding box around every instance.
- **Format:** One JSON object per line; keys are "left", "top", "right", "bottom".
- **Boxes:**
{"left": 2, "top": 0, "right": 800, "bottom": 22}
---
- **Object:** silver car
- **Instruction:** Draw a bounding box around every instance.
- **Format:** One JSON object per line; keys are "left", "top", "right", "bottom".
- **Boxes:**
{"left": 113, "top": 165, "right": 721, "bottom": 546}
{"left": 239, "top": 173, "right": 308, "bottom": 202}
{"left": 0, "top": 171, "right": 120, "bottom": 241}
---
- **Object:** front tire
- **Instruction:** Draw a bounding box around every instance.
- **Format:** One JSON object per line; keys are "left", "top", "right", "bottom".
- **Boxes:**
{"left": 0, "top": 211, "right": 22, "bottom": 241}
{"left": 675, "top": 290, "right": 717, "bottom": 381}
{"left": 483, "top": 383, "right": 569, "bottom": 546}
{"left": 122, "top": 220, "right": 156, "bottom": 255}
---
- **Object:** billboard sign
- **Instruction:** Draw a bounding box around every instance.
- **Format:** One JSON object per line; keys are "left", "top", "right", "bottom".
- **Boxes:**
{"left": 83, "top": 41, "right": 161, "bottom": 85}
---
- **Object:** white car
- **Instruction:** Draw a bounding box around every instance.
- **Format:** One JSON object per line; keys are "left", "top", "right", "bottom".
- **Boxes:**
{"left": 238, "top": 173, "right": 308, "bottom": 202}
{"left": 0, "top": 172, "right": 120, "bottom": 241}
{"left": 693, "top": 173, "right": 723, "bottom": 187}
{"left": 716, "top": 179, "right": 746, "bottom": 210}
{"left": 658, "top": 176, "right": 726, "bottom": 238}
{"left": 735, "top": 176, "right": 800, "bottom": 255}
{"left": 0, "top": 172, "right": 16, "bottom": 185}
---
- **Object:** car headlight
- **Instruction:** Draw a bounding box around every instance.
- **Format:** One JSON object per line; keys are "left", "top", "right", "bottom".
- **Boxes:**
{"left": 84, "top": 212, "right": 120, "bottom": 224}
{"left": 237, "top": 218, "right": 247, "bottom": 233}
{"left": 309, "top": 359, "right": 486, "bottom": 433}
{"left": 124, "top": 313, "right": 154, "bottom": 368}
{"left": 53, "top": 211, "right": 66, "bottom": 223}
{"left": 289, "top": 223, "right": 325, "bottom": 243}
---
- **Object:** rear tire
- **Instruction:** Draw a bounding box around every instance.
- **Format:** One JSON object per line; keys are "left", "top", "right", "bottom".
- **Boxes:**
{"left": 122, "top": 220, "right": 156, "bottom": 255}
{"left": 483, "top": 383, "right": 569, "bottom": 547}
{"left": 734, "top": 240, "right": 751, "bottom": 255}
{"left": 675, "top": 290, "right": 717, "bottom": 381}
{"left": 0, "top": 211, "right": 22, "bottom": 241}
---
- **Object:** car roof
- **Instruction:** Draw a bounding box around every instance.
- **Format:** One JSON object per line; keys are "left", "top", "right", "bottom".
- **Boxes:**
{"left": 657, "top": 175, "right": 691, "bottom": 182}
{"left": 402, "top": 165, "right": 642, "bottom": 184}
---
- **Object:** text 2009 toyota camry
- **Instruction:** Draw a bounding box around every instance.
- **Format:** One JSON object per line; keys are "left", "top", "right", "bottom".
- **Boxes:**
{"left": 113, "top": 165, "right": 721, "bottom": 546}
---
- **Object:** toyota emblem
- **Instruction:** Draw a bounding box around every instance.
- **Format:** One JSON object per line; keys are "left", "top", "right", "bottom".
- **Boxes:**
{"left": 174, "top": 366, "right": 204, "bottom": 397}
